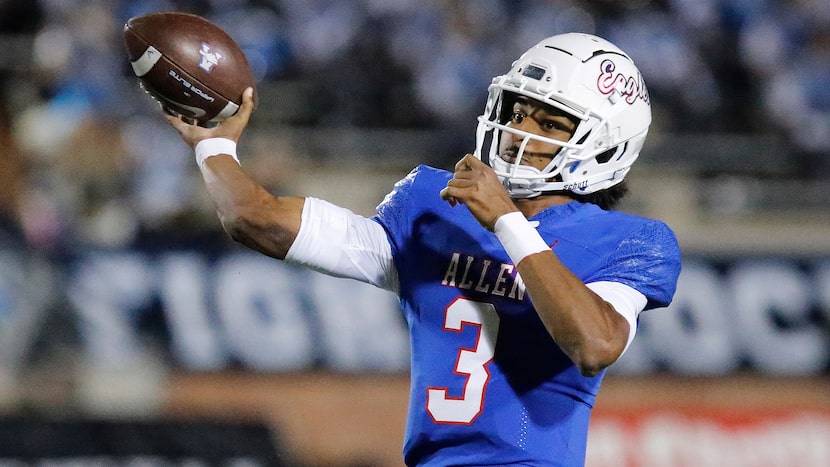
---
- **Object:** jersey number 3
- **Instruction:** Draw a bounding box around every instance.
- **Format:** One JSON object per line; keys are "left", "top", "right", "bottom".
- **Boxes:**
{"left": 427, "top": 297, "right": 501, "bottom": 424}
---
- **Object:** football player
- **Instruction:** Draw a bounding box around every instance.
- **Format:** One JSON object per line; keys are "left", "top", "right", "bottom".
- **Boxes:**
{"left": 166, "top": 32, "right": 681, "bottom": 467}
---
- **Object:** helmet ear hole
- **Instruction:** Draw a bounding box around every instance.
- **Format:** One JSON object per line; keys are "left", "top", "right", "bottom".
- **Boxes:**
{"left": 595, "top": 142, "right": 627, "bottom": 164}
{"left": 595, "top": 148, "right": 616, "bottom": 164}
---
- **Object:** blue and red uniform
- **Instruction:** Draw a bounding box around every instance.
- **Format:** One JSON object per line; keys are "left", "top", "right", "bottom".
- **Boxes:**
{"left": 373, "top": 165, "right": 681, "bottom": 466}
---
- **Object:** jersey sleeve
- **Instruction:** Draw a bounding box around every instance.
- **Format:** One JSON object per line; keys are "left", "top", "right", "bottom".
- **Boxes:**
{"left": 596, "top": 219, "right": 681, "bottom": 310}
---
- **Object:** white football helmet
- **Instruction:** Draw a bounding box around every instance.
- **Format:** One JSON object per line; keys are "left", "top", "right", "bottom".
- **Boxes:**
{"left": 475, "top": 33, "right": 652, "bottom": 198}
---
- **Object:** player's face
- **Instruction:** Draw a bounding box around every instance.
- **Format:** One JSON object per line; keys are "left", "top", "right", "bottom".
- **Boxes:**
{"left": 502, "top": 96, "right": 577, "bottom": 171}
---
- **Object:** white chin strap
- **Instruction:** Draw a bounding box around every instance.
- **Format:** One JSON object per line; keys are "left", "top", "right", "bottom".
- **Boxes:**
{"left": 489, "top": 156, "right": 548, "bottom": 198}
{"left": 489, "top": 150, "right": 628, "bottom": 199}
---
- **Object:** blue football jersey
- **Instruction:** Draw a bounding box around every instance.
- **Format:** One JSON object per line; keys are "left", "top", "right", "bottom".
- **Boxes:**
{"left": 373, "top": 165, "right": 681, "bottom": 467}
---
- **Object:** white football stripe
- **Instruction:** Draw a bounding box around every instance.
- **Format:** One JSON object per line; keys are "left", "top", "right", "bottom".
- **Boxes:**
{"left": 131, "top": 45, "right": 162, "bottom": 77}
{"left": 211, "top": 101, "right": 239, "bottom": 122}
{"left": 163, "top": 98, "right": 208, "bottom": 118}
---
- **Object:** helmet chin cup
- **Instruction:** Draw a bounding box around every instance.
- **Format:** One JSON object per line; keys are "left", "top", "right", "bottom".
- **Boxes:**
{"left": 503, "top": 179, "right": 540, "bottom": 198}
{"left": 489, "top": 148, "right": 548, "bottom": 199}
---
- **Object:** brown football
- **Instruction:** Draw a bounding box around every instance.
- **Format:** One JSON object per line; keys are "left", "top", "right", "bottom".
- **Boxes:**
{"left": 124, "top": 11, "right": 256, "bottom": 123}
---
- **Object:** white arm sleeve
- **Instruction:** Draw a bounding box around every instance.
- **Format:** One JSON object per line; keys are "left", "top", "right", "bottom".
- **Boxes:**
{"left": 585, "top": 281, "right": 648, "bottom": 355}
{"left": 284, "top": 197, "right": 399, "bottom": 293}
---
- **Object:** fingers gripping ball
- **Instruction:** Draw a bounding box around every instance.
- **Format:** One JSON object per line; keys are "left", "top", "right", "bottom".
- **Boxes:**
{"left": 124, "top": 12, "right": 257, "bottom": 124}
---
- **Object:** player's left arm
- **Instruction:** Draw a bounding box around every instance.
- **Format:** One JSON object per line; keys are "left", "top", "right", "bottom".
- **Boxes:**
{"left": 514, "top": 252, "right": 633, "bottom": 376}
{"left": 440, "top": 154, "right": 635, "bottom": 376}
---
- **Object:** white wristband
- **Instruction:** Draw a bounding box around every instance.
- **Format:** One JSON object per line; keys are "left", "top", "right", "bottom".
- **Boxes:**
{"left": 194, "top": 138, "right": 239, "bottom": 166}
{"left": 494, "top": 211, "right": 550, "bottom": 265}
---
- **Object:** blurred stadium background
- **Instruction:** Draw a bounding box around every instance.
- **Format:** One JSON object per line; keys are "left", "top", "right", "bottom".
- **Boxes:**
{"left": 0, "top": 0, "right": 829, "bottom": 465}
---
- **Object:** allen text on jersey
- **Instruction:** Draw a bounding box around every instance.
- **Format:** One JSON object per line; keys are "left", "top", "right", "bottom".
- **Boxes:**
{"left": 441, "top": 252, "right": 527, "bottom": 301}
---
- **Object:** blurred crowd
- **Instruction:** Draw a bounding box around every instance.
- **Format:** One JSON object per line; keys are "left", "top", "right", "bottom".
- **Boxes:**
{"left": 0, "top": 0, "right": 829, "bottom": 252}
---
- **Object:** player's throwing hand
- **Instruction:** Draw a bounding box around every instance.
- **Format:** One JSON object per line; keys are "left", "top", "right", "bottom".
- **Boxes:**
{"left": 166, "top": 87, "right": 256, "bottom": 149}
{"left": 440, "top": 154, "right": 518, "bottom": 231}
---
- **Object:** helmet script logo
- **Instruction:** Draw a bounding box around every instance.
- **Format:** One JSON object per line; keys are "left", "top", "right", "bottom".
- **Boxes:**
{"left": 596, "top": 59, "right": 649, "bottom": 105}
{"left": 198, "top": 43, "right": 222, "bottom": 73}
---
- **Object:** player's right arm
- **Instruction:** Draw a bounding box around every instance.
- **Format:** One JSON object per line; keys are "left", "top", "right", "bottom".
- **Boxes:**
{"left": 166, "top": 87, "right": 304, "bottom": 260}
